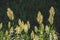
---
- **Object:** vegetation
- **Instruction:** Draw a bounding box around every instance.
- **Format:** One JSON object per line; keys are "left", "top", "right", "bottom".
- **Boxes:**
{"left": 0, "top": 6, "right": 58, "bottom": 40}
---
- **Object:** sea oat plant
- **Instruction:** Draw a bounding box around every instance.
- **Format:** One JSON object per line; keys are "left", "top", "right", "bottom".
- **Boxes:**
{"left": 0, "top": 6, "right": 58, "bottom": 40}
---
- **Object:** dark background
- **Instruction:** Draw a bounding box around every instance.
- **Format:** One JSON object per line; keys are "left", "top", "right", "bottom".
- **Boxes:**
{"left": 0, "top": 0, "right": 60, "bottom": 38}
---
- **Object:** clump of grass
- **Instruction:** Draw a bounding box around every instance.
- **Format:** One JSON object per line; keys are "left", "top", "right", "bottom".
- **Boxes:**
{"left": 0, "top": 6, "right": 58, "bottom": 40}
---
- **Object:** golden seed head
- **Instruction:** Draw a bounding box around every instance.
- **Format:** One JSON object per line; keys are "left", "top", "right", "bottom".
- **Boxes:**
{"left": 7, "top": 8, "right": 14, "bottom": 20}
{"left": 10, "top": 26, "right": 14, "bottom": 34}
{"left": 5, "top": 30, "right": 8, "bottom": 36}
{"left": 51, "top": 29, "right": 58, "bottom": 40}
{"left": 33, "top": 35, "right": 39, "bottom": 40}
{"left": 49, "top": 6, "right": 55, "bottom": 17}
{"left": 37, "top": 11, "right": 43, "bottom": 24}
{"left": 18, "top": 19, "right": 21, "bottom": 26}
{"left": 19, "top": 20, "right": 25, "bottom": 30}
{"left": 23, "top": 24, "right": 29, "bottom": 33}
{"left": 8, "top": 21, "right": 11, "bottom": 28}
{"left": 48, "top": 16, "right": 54, "bottom": 25}
{"left": 0, "top": 22, "right": 2, "bottom": 30}
{"left": 15, "top": 25, "right": 22, "bottom": 34}
{"left": 53, "top": 33, "right": 58, "bottom": 40}
{"left": 48, "top": 6, "right": 55, "bottom": 25}
{"left": 27, "top": 21, "right": 30, "bottom": 29}
{"left": 45, "top": 25, "right": 50, "bottom": 34}
{"left": 49, "top": 33, "right": 53, "bottom": 40}
{"left": 34, "top": 26, "right": 38, "bottom": 33}
{"left": 31, "top": 31, "right": 35, "bottom": 39}
{"left": 18, "top": 19, "right": 30, "bottom": 33}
